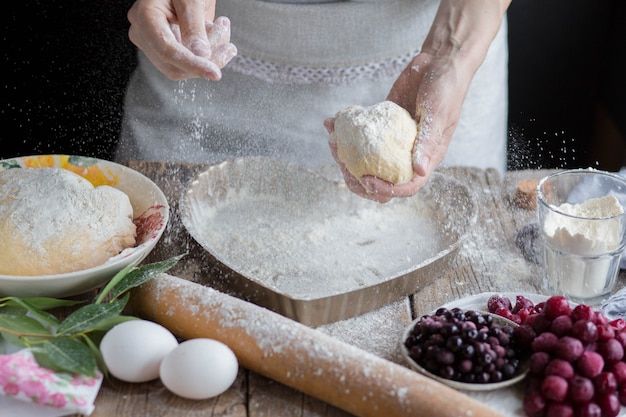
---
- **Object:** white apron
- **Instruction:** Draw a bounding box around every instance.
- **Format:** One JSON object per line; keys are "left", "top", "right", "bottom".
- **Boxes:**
{"left": 115, "top": 0, "right": 508, "bottom": 175}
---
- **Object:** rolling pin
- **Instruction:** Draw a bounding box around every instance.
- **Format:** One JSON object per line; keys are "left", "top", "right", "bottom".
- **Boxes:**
{"left": 130, "top": 273, "right": 504, "bottom": 417}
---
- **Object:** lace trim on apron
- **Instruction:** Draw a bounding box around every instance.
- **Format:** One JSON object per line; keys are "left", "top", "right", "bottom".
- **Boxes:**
{"left": 227, "top": 49, "right": 419, "bottom": 85}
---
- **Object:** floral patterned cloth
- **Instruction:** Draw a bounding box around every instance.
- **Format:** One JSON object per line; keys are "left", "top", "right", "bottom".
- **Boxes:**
{"left": 0, "top": 349, "right": 102, "bottom": 416}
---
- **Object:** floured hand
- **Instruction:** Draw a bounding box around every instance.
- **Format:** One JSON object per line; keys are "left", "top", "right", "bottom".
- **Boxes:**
{"left": 128, "top": 0, "right": 237, "bottom": 80}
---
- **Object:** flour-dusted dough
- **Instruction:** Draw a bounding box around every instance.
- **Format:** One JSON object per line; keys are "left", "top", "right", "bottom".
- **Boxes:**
{"left": 0, "top": 168, "right": 137, "bottom": 276}
{"left": 330, "top": 101, "right": 418, "bottom": 185}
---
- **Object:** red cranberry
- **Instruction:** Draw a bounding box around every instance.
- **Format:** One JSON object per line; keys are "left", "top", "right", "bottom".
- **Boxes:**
{"left": 597, "top": 323, "right": 616, "bottom": 341}
{"left": 529, "top": 351, "right": 551, "bottom": 376}
{"left": 571, "top": 320, "right": 599, "bottom": 345}
{"left": 544, "top": 296, "right": 571, "bottom": 320}
{"left": 551, "top": 315, "right": 573, "bottom": 337}
{"left": 518, "top": 307, "right": 534, "bottom": 324}
{"left": 609, "top": 318, "right": 626, "bottom": 331}
{"left": 597, "top": 339, "right": 624, "bottom": 364}
{"left": 513, "top": 295, "right": 535, "bottom": 313}
{"left": 596, "top": 393, "right": 620, "bottom": 417}
{"left": 576, "top": 402, "right": 602, "bottom": 417}
{"left": 571, "top": 304, "right": 595, "bottom": 322}
{"left": 567, "top": 375, "right": 594, "bottom": 403}
{"left": 545, "top": 401, "right": 573, "bottom": 417}
{"left": 514, "top": 324, "right": 536, "bottom": 350}
{"left": 555, "top": 336, "right": 584, "bottom": 361}
{"left": 594, "top": 371, "right": 617, "bottom": 396}
{"left": 532, "top": 332, "right": 559, "bottom": 353}
{"left": 494, "top": 307, "right": 515, "bottom": 322}
{"left": 532, "top": 313, "right": 554, "bottom": 334}
{"left": 487, "top": 294, "right": 511, "bottom": 313}
{"left": 524, "top": 313, "right": 540, "bottom": 327}
{"left": 545, "top": 358, "right": 575, "bottom": 380}
{"left": 614, "top": 329, "right": 626, "bottom": 349}
{"left": 610, "top": 361, "right": 626, "bottom": 384}
{"left": 576, "top": 351, "right": 605, "bottom": 379}
{"left": 594, "top": 312, "right": 609, "bottom": 326}
{"left": 542, "top": 375, "right": 569, "bottom": 402}
{"left": 523, "top": 390, "right": 546, "bottom": 416}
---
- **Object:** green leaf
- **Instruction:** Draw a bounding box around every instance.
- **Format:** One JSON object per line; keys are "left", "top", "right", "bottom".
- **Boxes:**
{"left": 29, "top": 346, "right": 56, "bottom": 370}
{"left": 11, "top": 297, "right": 84, "bottom": 310}
{"left": 1, "top": 332, "right": 27, "bottom": 349}
{"left": 0, "top": 255, "right": 184, "bottom": 377}
{"left": 91, "top": 314, "right": 138, "bottom": 332}
{"left": 56, "top": 295, "right": 128, "bottom": 336}
{"left": 0, "top": 305, "right": 29, "bottom": 316}
{"left": 35, "top": 338, "right": 97, "bottom": 376}
{"left": 105, "top": 254, "right": 185, "bottom": 302}
{"left": 0, "top": 312, "right": 51, "bottom": 337}
{"left": 82, "top": 334, "right": 108, "bottom": 378}
{"left": 4, "top": 298, "right": 62, "bottom": 326}
{"left": 94, "top": 263, "right": 136, "bottom": 304}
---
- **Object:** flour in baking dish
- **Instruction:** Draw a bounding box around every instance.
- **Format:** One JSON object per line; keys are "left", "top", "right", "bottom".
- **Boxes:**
{"left": 196, "top": 186, "right": 444, "bottom": 298}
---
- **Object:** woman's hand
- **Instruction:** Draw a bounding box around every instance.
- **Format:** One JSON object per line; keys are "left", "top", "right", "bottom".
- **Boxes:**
{"left": 127, "top": 0, "right": 237, "bottom": 80}
{"left": 326, "top": 53, "right": 473, "bottom": 203}
{"left": 385, "top": 50, "right": 472, "bottom": 194}
{"left": 326, "top": 0, "right": 510, "bottom": 203}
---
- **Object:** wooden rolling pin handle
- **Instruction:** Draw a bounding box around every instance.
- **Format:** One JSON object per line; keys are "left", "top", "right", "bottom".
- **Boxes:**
{"left": 130, "top": 274, "right": 504, "bottom": 417}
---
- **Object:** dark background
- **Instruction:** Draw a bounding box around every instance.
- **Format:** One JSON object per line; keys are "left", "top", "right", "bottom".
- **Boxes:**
{"left": 2, "top": 0, "right": 136, "bottom": 160}
{"left": 507, "top": 0, "right": 626, "bottom": 171}
{"left": 2, "top": 0, "right": 625, "bottom": 170}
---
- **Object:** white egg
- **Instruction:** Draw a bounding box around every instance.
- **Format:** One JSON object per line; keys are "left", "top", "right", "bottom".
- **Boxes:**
{"left": 100, "top": 320, "right": 178, "bottom": 383}
{"left": 160, "top": 338, "right": 238, "bottom": 400}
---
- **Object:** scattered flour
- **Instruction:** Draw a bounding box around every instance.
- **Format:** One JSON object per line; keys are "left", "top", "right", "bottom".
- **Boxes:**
{"left": 194, "top": 185, "right": 445, "bottom": 299}
{"left": 138, "top": 275, "right": 502, "bottom": 417}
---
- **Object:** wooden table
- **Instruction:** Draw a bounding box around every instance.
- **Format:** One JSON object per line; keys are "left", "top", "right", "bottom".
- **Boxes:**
{"left": 75, "top": 162, "right": 626, "bottom": 417}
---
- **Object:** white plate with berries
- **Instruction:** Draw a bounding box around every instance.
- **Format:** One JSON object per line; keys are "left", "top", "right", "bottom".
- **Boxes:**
{"left": 409, "top": 292, "right": 626, "bottom": 416}
{"left": 400, "top": 305, "right": 531, "bottom": 392}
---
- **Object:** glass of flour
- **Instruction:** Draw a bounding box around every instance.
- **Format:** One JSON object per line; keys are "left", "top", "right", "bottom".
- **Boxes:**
{"left": 537, "top": 169, "right": 626, "bottom": 305}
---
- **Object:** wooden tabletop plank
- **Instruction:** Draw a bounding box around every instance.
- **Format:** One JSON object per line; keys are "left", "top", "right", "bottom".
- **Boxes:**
{"left": 70, "top": 162, "right": 613, "bottom": 417}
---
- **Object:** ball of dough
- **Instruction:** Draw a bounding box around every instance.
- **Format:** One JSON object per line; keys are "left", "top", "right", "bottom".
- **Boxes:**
{"left": 0, "top": 167, "right": 137, "bottom": 276}
{"left": 330, "top": 101, "right": 418, "bottom": 185}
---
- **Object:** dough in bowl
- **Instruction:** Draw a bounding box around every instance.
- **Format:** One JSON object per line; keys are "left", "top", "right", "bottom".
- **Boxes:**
{"left": 0, "top": 167, "right": 137, "bottom": 276}
{"left": 329, "top": 101, "right": 418, "bottom": 185}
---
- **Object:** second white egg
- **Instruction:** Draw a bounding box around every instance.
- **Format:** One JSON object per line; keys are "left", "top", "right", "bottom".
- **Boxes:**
{"left": 160, "top": 338, "right": 238, "bottom": 400}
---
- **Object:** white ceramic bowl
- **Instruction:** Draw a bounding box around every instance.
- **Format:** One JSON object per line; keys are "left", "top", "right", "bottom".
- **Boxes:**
{"left": 400, "top": 308, "right": 530, "bottom": 391}
{"left": 0, "top": 155, "right": 169, "bottom": 297}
